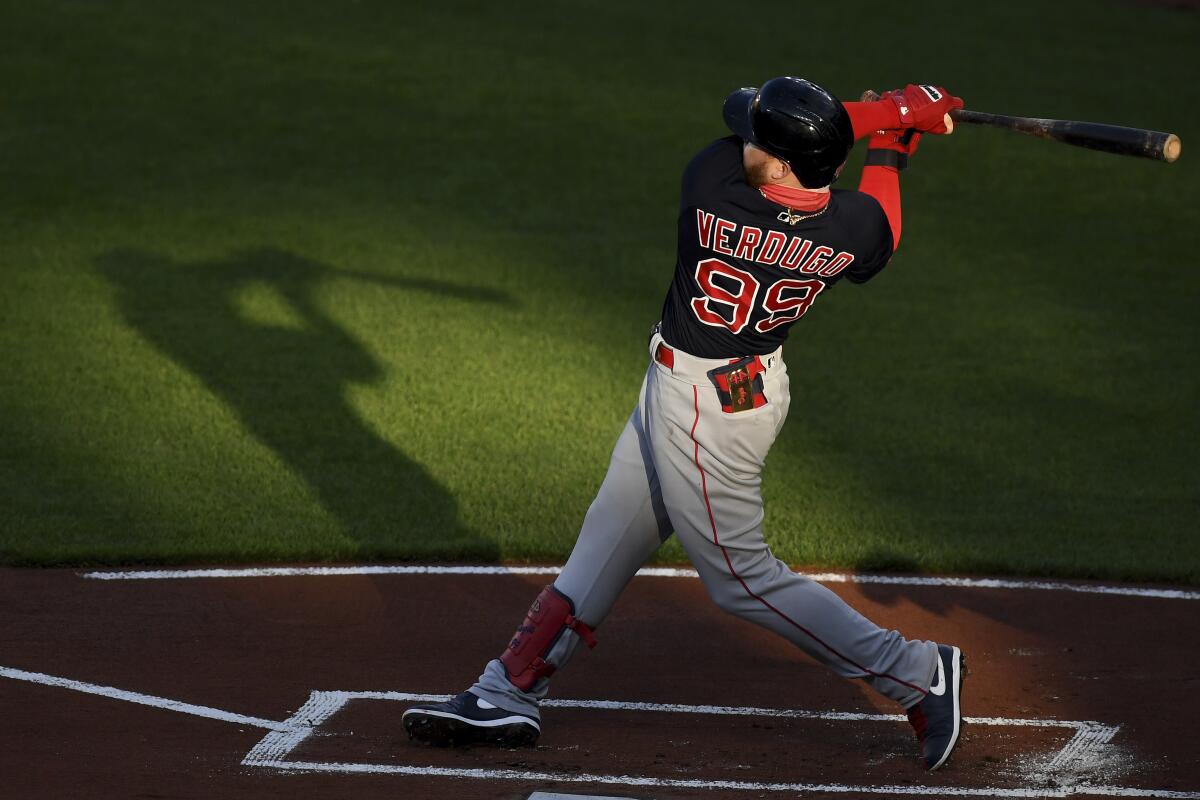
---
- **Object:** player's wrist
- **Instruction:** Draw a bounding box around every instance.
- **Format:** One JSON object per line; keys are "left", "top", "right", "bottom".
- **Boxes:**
{"left": 865, "top": 148, "right": 908, "bottom": 171}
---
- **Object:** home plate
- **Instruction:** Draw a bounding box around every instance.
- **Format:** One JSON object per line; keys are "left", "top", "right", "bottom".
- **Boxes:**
{"left": 528, "top": 794, "right": 642, "bottom": 800}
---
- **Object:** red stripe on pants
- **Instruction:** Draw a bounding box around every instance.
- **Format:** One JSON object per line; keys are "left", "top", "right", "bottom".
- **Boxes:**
{"left": 689, "top": 385, "right": 925, "bottom": 697}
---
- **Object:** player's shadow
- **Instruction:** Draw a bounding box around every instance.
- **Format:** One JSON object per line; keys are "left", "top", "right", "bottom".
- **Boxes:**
{"left": 96, "top": 247, "right": 507, "bottom": 560}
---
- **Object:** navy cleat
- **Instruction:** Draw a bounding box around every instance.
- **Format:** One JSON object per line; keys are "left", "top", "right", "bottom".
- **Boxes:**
{"left": 907, "top": 644, "right": 966, "bottom": 771}
{"left": 403, "top": 691, "right": 540, "bottom": 748}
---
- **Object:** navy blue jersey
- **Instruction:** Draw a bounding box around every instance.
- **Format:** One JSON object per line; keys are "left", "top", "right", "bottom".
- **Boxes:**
{"left": 660, "top": 136, "right": 894, "bottom": 358}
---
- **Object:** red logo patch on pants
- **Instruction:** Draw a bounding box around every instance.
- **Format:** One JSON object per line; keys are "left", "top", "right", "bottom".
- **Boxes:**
{"left": 707, "top": 357, "right": 767, "bottom": 413}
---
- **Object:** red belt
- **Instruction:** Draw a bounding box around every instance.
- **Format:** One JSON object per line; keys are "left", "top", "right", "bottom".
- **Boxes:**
{"left": 654, "top": 342, "right": 675, "bottom": 369}
{"left": 656, "top": 342, "right": 766, "bottom": 374}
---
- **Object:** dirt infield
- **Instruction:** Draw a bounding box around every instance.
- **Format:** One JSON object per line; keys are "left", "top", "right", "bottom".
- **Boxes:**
{"left": 2, "top": 566, "right": 1198, "bottom": 799}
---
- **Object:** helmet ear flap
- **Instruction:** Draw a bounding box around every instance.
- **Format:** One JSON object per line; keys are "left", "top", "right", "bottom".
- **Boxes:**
{"left": 801, "top": 155, "right": 849, "bottom": 190}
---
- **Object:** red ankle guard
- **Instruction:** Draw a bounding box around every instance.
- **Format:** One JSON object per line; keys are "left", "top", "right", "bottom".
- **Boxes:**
{"left": 500, "top": 584, "right": 597, "bottom": 691}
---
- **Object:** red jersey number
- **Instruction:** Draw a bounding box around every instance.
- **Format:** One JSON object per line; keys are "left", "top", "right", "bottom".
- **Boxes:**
{"left": 691, "top": 258, "right": 760, "bottom": 334}
{"left": 755, "top": 278, "right": 826, "bottom": 333}
{"left": 691, "top": 259, "right": 824, "bottom": 335}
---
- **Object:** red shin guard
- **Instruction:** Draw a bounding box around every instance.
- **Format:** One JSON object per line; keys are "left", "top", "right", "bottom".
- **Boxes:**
{"left": 500, "top": 584, "right": 597, "bottom": 691}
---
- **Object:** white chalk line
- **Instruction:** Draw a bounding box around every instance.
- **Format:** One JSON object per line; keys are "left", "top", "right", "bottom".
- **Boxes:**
{"left": 1047, "top": 722, "right": 1121, "bottom": 772}
{"left": 281, "top": 691, "right": 1111, "bottom": 793}
{"left": 79, "top": 564, "right": 1200, "bottom": 601}
{"left": 244, "top": 690, "right": 1197, "bottom": 798}
{"left": 2, "top": 666, "right": 1194, "bottom": 799}
{"left": 255, "top": 760, "right": 1200, "bottom": 798}
{"left": 0, "top": 666, "right": 288, "bottom": 731}
{"left": 243, "top": 690, "right": 345, "bottom": 765}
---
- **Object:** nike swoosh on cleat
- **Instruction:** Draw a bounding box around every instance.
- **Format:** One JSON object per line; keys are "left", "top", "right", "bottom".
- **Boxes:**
{"left": 929, "top": 653, "right": 946, "bottom": 696}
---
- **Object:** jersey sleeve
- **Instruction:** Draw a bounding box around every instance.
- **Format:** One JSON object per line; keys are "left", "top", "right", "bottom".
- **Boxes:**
{"left": 843, "top": 192, "right": 895, "bottom": 284}
{"left": 680, "top": 135, "right": 745, "bottom": 207}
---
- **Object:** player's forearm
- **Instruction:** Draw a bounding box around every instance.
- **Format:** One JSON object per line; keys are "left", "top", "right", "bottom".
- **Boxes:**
{"left": 848, "top": 96, "right": 904, "bottom": 247}
{"left": 843, "top": 101, "right": 903, "bottom": 140}
{"left": 858, "top": 165, "right": 902, "bottom": 248}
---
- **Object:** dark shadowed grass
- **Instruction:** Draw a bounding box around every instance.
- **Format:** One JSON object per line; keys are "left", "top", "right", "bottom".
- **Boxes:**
{"left": 0, "top": 0, "right": 1196, "bottom": 581}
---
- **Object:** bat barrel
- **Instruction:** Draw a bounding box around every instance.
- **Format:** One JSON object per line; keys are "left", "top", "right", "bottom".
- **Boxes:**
{"left": 949, "top": 109, "right": 1181, "bottom": 163}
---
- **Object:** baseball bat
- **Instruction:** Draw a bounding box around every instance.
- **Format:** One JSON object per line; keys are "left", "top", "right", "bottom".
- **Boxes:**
{"left": 948, "top": 109, "right": 1181, "bottom": 163}
{"left": 858, "top": 90, "right": 1181, "bottom": 163}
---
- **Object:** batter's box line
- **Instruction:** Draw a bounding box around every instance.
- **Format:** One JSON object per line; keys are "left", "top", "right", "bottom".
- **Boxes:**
{"left": 80, "top": 565, "right": 1200, "bottom": 602}
{"left": 0, "top": 668, "right": 1189, "bottom": 799}
{"left": 243, "top": 691, "right": 1144, "bottom": 798}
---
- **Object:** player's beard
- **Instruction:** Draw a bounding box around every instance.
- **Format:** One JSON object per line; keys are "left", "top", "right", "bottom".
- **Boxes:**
{"left": 744, "top": 161, "right": 773, "bottom": 188}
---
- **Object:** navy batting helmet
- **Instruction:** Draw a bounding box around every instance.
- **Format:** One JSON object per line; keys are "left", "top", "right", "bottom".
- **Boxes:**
{"left": 723, "top": 77, "right": 854, "bottom": 189}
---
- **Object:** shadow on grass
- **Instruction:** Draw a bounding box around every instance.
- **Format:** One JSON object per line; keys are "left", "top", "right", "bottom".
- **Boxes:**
{"left": 852, "top": 550, "right": 923, "bottom": 575}
{"left": 96, "top": 247, "right": 505, "bottom": 561}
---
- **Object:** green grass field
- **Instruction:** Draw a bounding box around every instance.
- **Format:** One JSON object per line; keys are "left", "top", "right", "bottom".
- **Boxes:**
{"left": 1, "top": 0, "right": 1197, "bottom": 582}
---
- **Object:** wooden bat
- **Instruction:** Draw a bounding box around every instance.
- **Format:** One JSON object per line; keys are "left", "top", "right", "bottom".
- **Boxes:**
{"left": 949, "top": 109, "right": 1180, "bottom": 163}
{"left": 858, "top": 90, "right": 1181, "bottom": 163}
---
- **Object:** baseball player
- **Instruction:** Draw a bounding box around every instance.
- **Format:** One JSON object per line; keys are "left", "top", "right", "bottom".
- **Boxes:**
{"left": 404, "top": 77, "right": 968, "bottom": 771}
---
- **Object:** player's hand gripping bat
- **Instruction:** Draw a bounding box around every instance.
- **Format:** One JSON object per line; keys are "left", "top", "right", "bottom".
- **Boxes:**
{"left": 860, "top": 90, "right": 1181, "bottom": 163}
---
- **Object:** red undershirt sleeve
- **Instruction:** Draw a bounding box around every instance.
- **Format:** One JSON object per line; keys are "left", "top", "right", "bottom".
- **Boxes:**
{"left": 858, "top": 165, "right": 902, "bottom": 249}
{"left": 846, "top": 100, "right": 906, "bottom": 247}
{"left": 843, "top": 101, "right": 902, "bottom": 141}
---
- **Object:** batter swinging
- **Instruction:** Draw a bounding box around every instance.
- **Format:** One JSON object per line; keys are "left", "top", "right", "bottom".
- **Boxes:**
{"left": 404, "top": 77, "right": 968, "bottom": 771}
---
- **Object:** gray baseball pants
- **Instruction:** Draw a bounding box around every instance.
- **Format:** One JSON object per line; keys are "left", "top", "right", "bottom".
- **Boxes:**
{"left": 472, "top": 331, "right": 938, "bottom": 717}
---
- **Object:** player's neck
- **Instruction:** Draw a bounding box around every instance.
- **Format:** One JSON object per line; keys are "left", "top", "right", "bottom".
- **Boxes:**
{"left": 759, "top": 180, "right": 831, "bottom": 211}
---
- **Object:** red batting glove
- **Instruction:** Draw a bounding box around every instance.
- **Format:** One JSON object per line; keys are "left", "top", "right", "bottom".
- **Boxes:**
{"left": 885, "top": 84, "right": 963, "bottom": 134}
